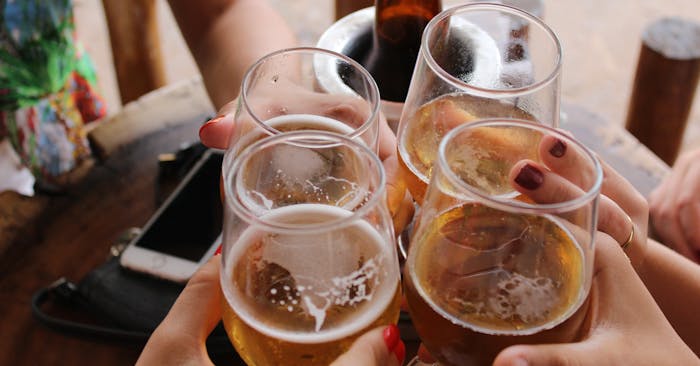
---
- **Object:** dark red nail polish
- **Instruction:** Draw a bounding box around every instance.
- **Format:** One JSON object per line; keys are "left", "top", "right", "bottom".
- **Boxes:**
{"left": 515, "top": 164, "right": 544, "bottom": 190}
{"left": 393, "top": 340, "right": 406, "bottom": 365}
{"left": 382, "top": 324, "right": 400, "bottom": 351}
{"left": 549, "top": 139, "right": 566, "bottom": 158}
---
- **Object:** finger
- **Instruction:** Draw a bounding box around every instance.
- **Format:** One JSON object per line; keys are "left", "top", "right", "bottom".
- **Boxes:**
{"left": 331, "top": 325, "right": 404, "bottom": 366}
{"left": 538, "top": 134, "right": 599, "bottom": 190}
{"left": 157, "top": 255, "right": 223, "bottom": 341}
{"left": 648, "top": 160, "right": 695, "bottom": 259}
{"left": 199, "top": 114, "right": 235, "bottom": 149}
{"left": 383, "top": 154, "right": 414, "bottom": 235}
{"left": 509, "top": 160, "right": 584, "bottom": 204}
{"left": 676, "top": 159, "right": 700, "bottom": 253}
{"left": 377, "top": 112, "right": 397, "bottom": 162}
{"left": 494, "top": 341, "right": 608, "bottom": 366}
{"left": 595, "top": 195, "right": 639, "bottom": 256}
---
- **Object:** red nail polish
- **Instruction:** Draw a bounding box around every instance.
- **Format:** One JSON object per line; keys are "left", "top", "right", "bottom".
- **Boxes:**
{"left": 199, "top": 115, "right": 225, "bottom": 137}
{"left": 382, "top": 324, "right": 400, "bottom": 351}
{"left": 393, "top": 340, "right": 406, "bottom": 365}
{"left": 549, "top": 139, "right": 566, "bottom": 158}
{"left": 515, "top": 164, "right": 544, "bottom": 190}
{"left": 214, "top": 244, "right": 222, "bottom": 256}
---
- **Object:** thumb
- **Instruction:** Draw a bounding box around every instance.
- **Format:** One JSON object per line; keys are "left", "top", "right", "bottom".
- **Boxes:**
{"left": 137, "top": 256, "right": 222, "bottom": 365}
{"left": 494, "top": 341, "right": 606, "bottom": 366}
{"left": 331, "top": 325, "right": 405, "bottom": 366}
{"left": 153, "top": 255, "right": 223, "bottom": 341}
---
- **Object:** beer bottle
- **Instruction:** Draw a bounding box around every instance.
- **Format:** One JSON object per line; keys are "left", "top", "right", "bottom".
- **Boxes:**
{"left": 361, "top": 0, "right": 442, "bottom": 102}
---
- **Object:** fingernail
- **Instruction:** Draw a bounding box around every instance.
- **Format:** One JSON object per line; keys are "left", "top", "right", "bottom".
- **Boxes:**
{"left": 382, "top": 324, "right": 400, "bottom": 351}
{"left": 199, "top": 115, "right": 225, "bottom": 138}
{"left": 393, "top": 340, "right": 406, "bottom": 365}
{"left": 515, "top": 164, "right": 544, "bottom": 190}
{"left": 512, "top": 357, "right": 529, "bottom": 366}
{"left": 214, "top": 244, "right": 222, "bottom": 256}
{"left": 549, "top": 139, "right": 566, "bottom": 158}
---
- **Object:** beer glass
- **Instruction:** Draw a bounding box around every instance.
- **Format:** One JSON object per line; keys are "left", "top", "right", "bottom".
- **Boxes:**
{"left": 220, "top": 131, "right": 402, "bottom": 365}
{"left": 404, "top": 119, "right": 602, "bottom": 365}
{"left": 397, "top": 3, "right": 562, "bottom": 204}
{"left": 230, "top": 47, "right": 381, "bottom": 155}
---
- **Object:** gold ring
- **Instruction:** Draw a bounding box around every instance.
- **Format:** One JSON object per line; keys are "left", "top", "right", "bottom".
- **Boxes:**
{"left": 621, "top": 214, "right": 634, "bottom": 250}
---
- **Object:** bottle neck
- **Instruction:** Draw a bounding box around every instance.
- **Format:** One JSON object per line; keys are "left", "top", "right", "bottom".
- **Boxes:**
{"left": 374, "top": 0, "right": 442, "bottom": 29}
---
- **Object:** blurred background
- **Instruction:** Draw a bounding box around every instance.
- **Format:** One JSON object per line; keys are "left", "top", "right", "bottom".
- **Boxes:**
{"left": 73, "top": 0, "right": 700, "bottom": 153}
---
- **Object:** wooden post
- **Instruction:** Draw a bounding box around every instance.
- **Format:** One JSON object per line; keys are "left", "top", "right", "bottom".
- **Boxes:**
{"left": 102, "top": 0, "right": 166, "bottom": 104}
{"left": 625, "top": 17, "right": 700, "bottom": 165}
{"left": 335, "top": 0, "right": 374, "bottom": 20}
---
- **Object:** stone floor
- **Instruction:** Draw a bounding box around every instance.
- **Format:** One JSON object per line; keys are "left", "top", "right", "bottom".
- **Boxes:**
{"left": 73, "top": 0, "right": 700, "bottom": 156}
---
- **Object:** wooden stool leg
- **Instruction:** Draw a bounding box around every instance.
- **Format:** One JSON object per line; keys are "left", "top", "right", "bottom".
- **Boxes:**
{"left": 625, "top": 17, "right": 700, "bottom": 165}
{"left": 102, "top": 0, "right": 166, "bottom": 104}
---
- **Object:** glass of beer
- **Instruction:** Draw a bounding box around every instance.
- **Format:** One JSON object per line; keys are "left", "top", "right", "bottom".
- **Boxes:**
{"left": 404, "top": 119, "right": 602, "bottom": 365}
{"left": 229, "top": 47, "right": 381, "bottom": 156}
{"left": 397, "top": 3, "right": 562, "bottom": 204}
{"left": 220, "top": 131, "right": 402, "bottom": 365}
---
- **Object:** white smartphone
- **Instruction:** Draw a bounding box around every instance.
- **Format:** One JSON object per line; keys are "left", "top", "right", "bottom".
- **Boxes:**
{"left": 120, "top": 149, "right": 223, "bottom": 283}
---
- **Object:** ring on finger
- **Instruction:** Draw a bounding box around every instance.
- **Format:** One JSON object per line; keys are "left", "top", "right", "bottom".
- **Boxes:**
{"left": 621, "top": 214, "right": 634, "bottom": 250}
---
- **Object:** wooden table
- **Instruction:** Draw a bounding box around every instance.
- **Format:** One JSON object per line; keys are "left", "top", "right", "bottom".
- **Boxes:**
{"left": 0, "top": 77, "right": 668, "bottom": 365}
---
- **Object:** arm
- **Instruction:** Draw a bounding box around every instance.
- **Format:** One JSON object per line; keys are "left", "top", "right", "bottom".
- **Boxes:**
{"left": 167, "top": 0, "right": 297, "bottom": 109}
{"left": 640, "top": 238, "right": 700, "bottom": 355}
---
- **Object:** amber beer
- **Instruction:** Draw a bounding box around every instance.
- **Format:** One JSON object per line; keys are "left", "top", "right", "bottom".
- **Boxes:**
{"left": 353, "top": 0, "right": 442, "bottom": 102}
{"left": 404, "top": 203, "right": 590, "bottom": 365}
{"left": 221, "top": 204, "right": 402, "bottom": 366}
{"left": 398, "top": 94, "right": 540, "bottom": 203}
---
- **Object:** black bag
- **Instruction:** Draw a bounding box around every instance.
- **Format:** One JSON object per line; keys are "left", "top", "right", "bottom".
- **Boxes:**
{"left": 31, "top": 251, "right": 236, "bottom": 357}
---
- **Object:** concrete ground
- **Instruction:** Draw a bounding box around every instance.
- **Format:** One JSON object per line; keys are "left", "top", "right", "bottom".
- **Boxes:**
{"left": 73, "top": 0, "right": 700, "bottom": 156}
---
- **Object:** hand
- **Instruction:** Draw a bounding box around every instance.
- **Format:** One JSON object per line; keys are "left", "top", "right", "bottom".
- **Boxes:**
{"left": 649, "top": 148, "right": 700, "bottom": 262}
{"left": 509, "top": 134, "right": 649, "bottom": 268}
{"left": 136, "top": 256, "right": 406, "bottom": 366}
{"left": 490, "top": 137, "right": 695, "bottom": 365}
{"left": 492, "top": 234, "right": 696, "bottom": 365}
{"left": 136, "top": 256, "right": 222, "bottom": 366}
{"left": 199, "top": 97, "right": 414, "bottom": 236}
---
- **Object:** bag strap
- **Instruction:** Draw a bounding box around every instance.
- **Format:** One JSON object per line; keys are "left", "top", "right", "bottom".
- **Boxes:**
{"left": 31, "top": 277, "right": 152, "bottom": 341}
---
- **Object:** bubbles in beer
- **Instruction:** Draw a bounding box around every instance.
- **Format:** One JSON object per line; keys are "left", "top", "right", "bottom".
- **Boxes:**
{"left": 409, "top": 202, "right": 585, "bottom": 334}
{"left": 222, "top": 204, "right": 400, "bottom": 343}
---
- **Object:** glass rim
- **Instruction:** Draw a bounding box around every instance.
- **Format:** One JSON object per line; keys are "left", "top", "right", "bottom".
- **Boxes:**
{"left": 422, "top": 3, "right": 563, "bottom": 97}
{"left": 240, "top": 46, "right": 381, "bottom": 142}
{"left": 436, "top": 118, "right": 603, "bottom": 214}
{"left": 223, "top": 130, "right": 387, "bottom": 234}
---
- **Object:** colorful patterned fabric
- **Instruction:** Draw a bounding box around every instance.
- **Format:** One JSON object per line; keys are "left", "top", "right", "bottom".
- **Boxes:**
{"left": 0, "top": 0, "right": 106, "bottom": 182}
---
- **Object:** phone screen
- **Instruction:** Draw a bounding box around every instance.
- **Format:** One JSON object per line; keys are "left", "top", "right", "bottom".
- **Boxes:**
{"left": 135, "top": 151, "right": 223, "bottom": 261}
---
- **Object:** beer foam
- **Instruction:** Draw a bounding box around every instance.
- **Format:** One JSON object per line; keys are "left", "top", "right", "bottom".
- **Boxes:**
{"left": 222, "top": 204, "right": 399, "bottom": 344}
{"left": 488, "top": 271, "right": 557, "bottom": 324}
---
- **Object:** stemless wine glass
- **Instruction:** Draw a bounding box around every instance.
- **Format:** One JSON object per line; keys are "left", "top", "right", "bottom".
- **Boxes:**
{"left": 220, "top": 131, "right": 401, "bottom": 366}
{"left": 404, "top": 119, "right": 602, "bottom": 365}
{"left": 397, "top": 3, "right": 562, "bottom": 204}
{"left": 229, "top": 47, "right": 381, "bottom": 155}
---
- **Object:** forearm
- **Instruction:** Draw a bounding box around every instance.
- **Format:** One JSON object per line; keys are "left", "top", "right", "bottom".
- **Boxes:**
{"left": 639, "top": 239, "right": 700, "bottom": 355}
{"left": 168, "top": 0, "right": 297, "bottom": 109}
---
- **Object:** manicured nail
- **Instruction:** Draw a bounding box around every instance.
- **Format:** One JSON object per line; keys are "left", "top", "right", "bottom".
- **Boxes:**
{"left": 214, "top": 244, "right": 222, "bottom": 256}
{"left": 393, "top": 340, "right": 406, "bottom": 365}
{"left": 382, "top": 324, "right": 400, "bottom": 351}
{"left": 199, "top": 115, "right": 225, "bottom": 137}
{"left": 515, "top": 164, "right": 544, "bottom": 190}
{"left": 549, "top": 139, "right": 566, "bottom": 158}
